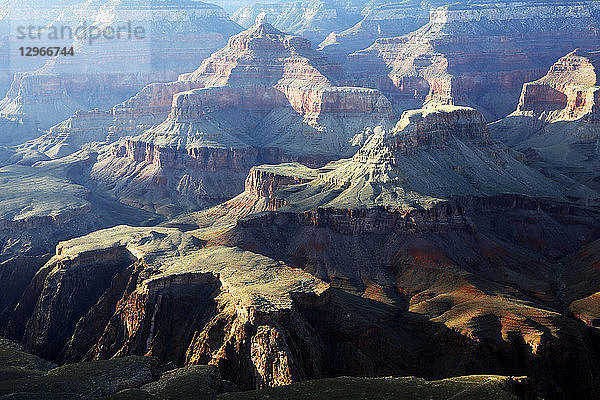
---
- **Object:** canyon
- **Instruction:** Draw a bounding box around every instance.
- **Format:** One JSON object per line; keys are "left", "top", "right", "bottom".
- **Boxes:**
{"left": 344, "top": 1, "right": 600, "bottom": 120}
{"left": 168, "top": 105, "right": 600, "bottom": 398}
{"left": 52, "top": 14, "right": 396, "bottom": 215}
{"left": 0, "top": 0, "right": 243, "bottom": 144}
{"left": 0, "top": 1, "right": 598, "bottom": 399}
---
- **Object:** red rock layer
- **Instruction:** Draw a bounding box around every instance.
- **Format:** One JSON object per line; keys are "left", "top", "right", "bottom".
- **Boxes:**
{"left": 244, "top": 167, "right": 314, "bottom": 198}
{"left": 117, "top": 140, "right": 259, "bottom": 173}
{"left": 346, "top": 3, "right": 600, "bottom": 119}
{"left": 517, "top": 49, "right": 600, "bottom": 122}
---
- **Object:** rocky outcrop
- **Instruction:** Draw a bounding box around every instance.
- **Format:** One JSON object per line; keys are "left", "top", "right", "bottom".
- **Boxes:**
{"left": 83, "top": 15, "right": 395, "bottom": 215}
{"left": 244, "top": 164, "right": 317, "bottom": 198}
{"left": 7, "top": 224, "right": 593, "bottom": 398}
{"left": 346, "top": 1, "right": 600, "bottom": 120}
{"left": 490, "top": 49, "right": 600, "bottom": 193}
{"left": 0, "top": 0, "right": 243, "bottom": 144}
{"left": 380, "top": 105, "right": 490, "bottom": 155}
{"left": 517, "top": 49, "right": 600, "bottom": 122}
{"left": 0, "top": 227, "right": 373, "bottom": 388}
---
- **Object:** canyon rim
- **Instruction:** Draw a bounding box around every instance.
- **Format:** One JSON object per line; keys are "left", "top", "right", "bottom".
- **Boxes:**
{"left": 0, "top": 1, "right": 598, "bottom": 399}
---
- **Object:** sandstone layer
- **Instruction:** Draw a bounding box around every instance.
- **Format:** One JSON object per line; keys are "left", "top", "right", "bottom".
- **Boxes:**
{"left": 490, "top": 49, "right": 600, "bottom": 192}
{"left": 173, "top": 105, "right": 600, "bottom": 398}
{"left": 75, "top": 15, "right": 396, "bottom": 215}
{"left": 345, "top": 1, "right": 600, "bottom": 120}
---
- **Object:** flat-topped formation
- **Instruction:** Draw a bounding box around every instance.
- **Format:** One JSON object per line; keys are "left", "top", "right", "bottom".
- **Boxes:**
{"left": 6, "top": 224, "right": 338, "bottom": 388}
{"left": 54, "top": 225, "right": 328, "bottom": 312}
{"left": 517, "top": 49, "right": 600, "bottom": 122}
{"left": 385, "top": 105, "right": 490, "bottom": 154}
{"left": 345, "top": 1, "right": 600, "bottom": 120}
{"left": 275, "top": 105, "right": 570, "bottom": 212}
{"left": 490, "top": 49, "right": 600, "bottom": 192}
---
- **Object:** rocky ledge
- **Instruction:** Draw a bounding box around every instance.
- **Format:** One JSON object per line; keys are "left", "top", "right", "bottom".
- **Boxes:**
{"left": 517, "top": 49, "right": 600, "bottom": 123}
{"left": 345, "top": 1, "right": 600, "bottom": 120}
{"left": 490, "top": 49, "right": 600, "bottom": 192}
{"left": 81, "top": 15, "right": 396, "bottom": 215}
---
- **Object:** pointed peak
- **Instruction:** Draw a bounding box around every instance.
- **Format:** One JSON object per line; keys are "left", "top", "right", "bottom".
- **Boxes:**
{"left": 255, "top": 11, "right": 268, "bottom": 27}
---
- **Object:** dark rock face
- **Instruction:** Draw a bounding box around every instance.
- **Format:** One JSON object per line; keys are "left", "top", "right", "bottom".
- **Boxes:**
{"left": 208, "top": 195, "right": 600, "bottom": 398}
{"left": 0, "top": 224, "right": 585, "bottom": 398}
{"left": 0, "top": 255, "right": 50, "bottom": 327}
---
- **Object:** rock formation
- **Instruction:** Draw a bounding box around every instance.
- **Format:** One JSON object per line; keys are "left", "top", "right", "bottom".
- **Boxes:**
{"left": 318, "top": 2, "right": 429, "bottom": 64}
{"left": 230, "top": 0, "right": 372, "bottom": 44}
{"left": 0, "top": 223, "right": 577, "bottom": 398}
{"left": 171, "top": 104, "right": 600, "bottom": 398}
{"left": 0, "top": 153, "right": 160, "bottom": 328}
{"left": 345, "top": 1, "right": 600, "bottom": 120}
{"left": 517, "top": 50, "right": 600, "bottom": 122}
{"left": 66, "top": 15, "right": 396, "bottom": 215}
{"left": 490, "top": 49, "right": 600, "bottom": 192}
{"left": 0, "top": 0, "right": 243, "bottom": 144}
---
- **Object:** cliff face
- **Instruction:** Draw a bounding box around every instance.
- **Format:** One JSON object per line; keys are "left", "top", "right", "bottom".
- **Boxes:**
{"left": 346, "top": 1, "right": 600, "bottom": 120}
{"left": 244, "top": 164, "right": 317, "bottom": 198}
{"left": 81, "top": 15, "right": 395, "bottom": 215}
{"left": 195, "top": 195, "right": 600, "bottom": 399}
{"left": 490, "top": 49, "right": 600, "bottom": 193}
{"left": 7, "top": 224, "right": 592, "bottom": 398}
{"left": 0, "top": 0, "right": 243, "bottom": 144}
{"left": 384, "top": 105, "right": 490, "bottom": 154}
{"left": 517, "top": 49, "right": 600, "bottom": 123}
